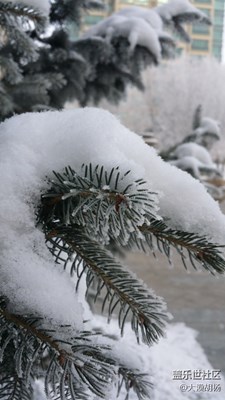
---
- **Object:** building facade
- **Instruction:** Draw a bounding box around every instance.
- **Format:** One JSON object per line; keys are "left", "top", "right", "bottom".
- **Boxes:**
{"left": 212, "top": 0, "right": 224, "bottom": 60}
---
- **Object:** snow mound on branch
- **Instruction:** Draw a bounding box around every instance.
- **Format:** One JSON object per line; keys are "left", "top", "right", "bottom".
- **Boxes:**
{"left": 169, "top": 156, "right": 215, "bottom": 179}
{"left": 83, "top": 15, "right": 161, "bottom": 61}
{"left": 116, "top": 6, "right": 175, "bottom": 48}
{"left": 1, "top": 107, "right": 225, "bottom": 243}
{"left": 1, "top": 107, "right": 225, "bottom": 328}
{"left": 6, "top": 0, "right": 50, "bottom": 16}
{"left": 173, "top": 143, "right": 215, "bottom": 166}
{"left": 195, "top": 117, "right": 221, "bottom": 139}
{"left": 156, "top": 0, "right": 210, "bottom": 23}
{"left": 116, "top": 6, "right": 164, "bottom": 32}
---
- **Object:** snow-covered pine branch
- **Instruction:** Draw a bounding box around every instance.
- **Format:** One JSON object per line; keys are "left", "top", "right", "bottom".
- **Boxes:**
{"left": 1, "top": 108, "right": 225, "bottom": 399}
{"left": 155, "top": 0, "right": 211, "bottom": 42}
{"left": 0, "top": 0, "right": 211, "bottom": 119}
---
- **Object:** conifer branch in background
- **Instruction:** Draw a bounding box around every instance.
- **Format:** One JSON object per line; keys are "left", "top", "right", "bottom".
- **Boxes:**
{"left": 0, "top": 0, "right": 211, "bottom": 120}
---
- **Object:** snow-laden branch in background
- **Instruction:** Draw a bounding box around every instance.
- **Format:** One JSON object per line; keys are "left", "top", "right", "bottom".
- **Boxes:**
{"left": 155, "top": 0, "right": 211, "bottom": 42}
{"left": 83, "top": 15, "right": 162, "bottom": 63}
{"left": 83, "top": 0, "right": 211, "bottom": 60}
{"left": 116, "top": 6, "right": 176, "bottom": 54}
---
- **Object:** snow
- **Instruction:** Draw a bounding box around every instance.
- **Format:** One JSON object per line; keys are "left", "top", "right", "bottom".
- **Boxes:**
{"left": 33, "top": 318, "right": 225, "bottom": 400}
{"left": 195, "top": 117, "right": 221, "bottom": 139}
{"left": 156, "top": 0, "right": 210, "bottom": 23}
{"left": 173, "top": 143, "right": 215, "bottom": 166}
{"left": 1, "top": 232, "right": 84, "bottom": 333}
{"left": 170, "top": 157, "right": 208, "bottom": 179}
{"left": 154, "top": 0, "right": 210, "bottom": 42}
{"left": 116, "top": 6, "right": 164, "bottom": 32}
{"left": 82, "top": 0, "right": 210, "bottom": 60}
{"left": 4, "top": 0, "right": 50, "bottom": 16}
{"left": 116, "top": 6, "right": 174, "bottom": 49}
{"left": 170, "top": 156, "right": 220, "bottom": 179}
{"left": 83, "top": 15, "right": 161, "bottom": 61}
{"left": 1, "top": 107, "right": 225, "bottom": 345}
{"left": 1, "top": 107, "right": 225, "bottom": 242}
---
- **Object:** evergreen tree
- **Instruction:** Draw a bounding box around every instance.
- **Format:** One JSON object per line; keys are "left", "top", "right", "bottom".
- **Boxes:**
{"left": 0, "top": 2, "right": 223, "bottom": 400}
{"left": 0, "top": 0, "right": 211, "bottom": 121}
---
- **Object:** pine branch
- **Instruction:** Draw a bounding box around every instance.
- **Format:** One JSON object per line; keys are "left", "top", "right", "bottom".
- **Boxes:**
{"left": 138, "top": 219, "right": 225, "bottom": 275}
{"left": 0, "top": 307, "right": 113, "bottom": 398}
{"left": 39, "top": 165, "right": 159, "bottom": 246}
{"left": 75, "top": 36, "right": 155, "bottom": 105}
{"left": 118, "top": 368, "right": 152, "bottom": 400}
{"left": 39, "top": 164, "right": 225, "bottom": 276}
{"left": 0, "top": 55, "right": 22, "bottom": 84}
{"left": 50, "top": 0, "right": 104, "bottom": 25}
{"left": 0, "top": 301, "right": 151, "bottom": 399}
{"left": 37, "top": 163, "right": 225, "bottom": 347}
{"left": 9, "top": 74, "right": 51, "bottom": 113}
{"left": 0, "top": 13, "right": 38, "bottom": 62}
{"left": 0, "top": 84, "right": 14, "bottom": 119}
{"left": 45, "top": 227, "right": 168, "bottom": 346}
{"left": 0, "top": 1, "right": 47, "bottom": 31}
{"left": 0, "top": 375, "right": 32, "bottom": 400}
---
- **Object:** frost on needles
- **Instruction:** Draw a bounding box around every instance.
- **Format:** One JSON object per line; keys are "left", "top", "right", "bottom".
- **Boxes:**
{"left": 0, "top": 108, "right": 225, "bottom": 400}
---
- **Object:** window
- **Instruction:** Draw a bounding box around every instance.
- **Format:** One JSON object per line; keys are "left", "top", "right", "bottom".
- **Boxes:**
{"left": 213, "top": 30, "right": 223, "bottom": 40}
{"left": 213, "top": 10, "right": 224, "bottom": 24}
{"left": 192, "top": 24, "right": 210, "bottom": 35}
{"left": 192, "top": 39, "right": 209, "bottom": 51}
{"left": 214, "top": 0, "right": 225, "bottom": 11}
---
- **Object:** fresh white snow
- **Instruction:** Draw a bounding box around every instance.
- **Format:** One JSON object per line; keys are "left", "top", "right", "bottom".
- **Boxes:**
{"left": 1, "top": 107, "right": 225, "bottom": 245}
{"left": 195, "top": 117, "right": 221, "bottom": 139}
{"left": 83, "top": 0, "right": 209, "bottom": 57}
{"left": 172, "top": 143, "right": 215, "bottom": 166}
{"left": 170, "top": 156, "right": 221, "bottom": 179}
{"left": 115, "top": 6, "right": 174, "bottom": 46}
{"left": 116, "top": 6, "right": 164, "bottom": 32}
{"left": 156, "top": 0, "right": 209, "bottom": 23}
{"left": 83, "top": 15, "right": 161, "bottom": 61}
